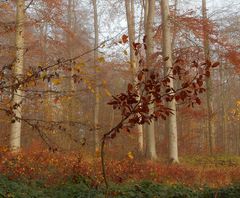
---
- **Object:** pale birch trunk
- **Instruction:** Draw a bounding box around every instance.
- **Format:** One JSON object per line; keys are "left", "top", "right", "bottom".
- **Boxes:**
{"left": 125, "top": 0, "right": 144, "bottom": 153}
{"left": 143, "top": 0, "right": 149, "bottom": 34}
{"left": 161, "top": 0, "right": 179, "bottom": 163}
{"left": 93, "top": 0, "right": 100, "bottom": 152}
{"left": 171, "top": 0, "right": 178, "bottom": 51}
{"left": 145, "top": 0, "right": 157, "bottom": 160}
{"left": 202, "top": 0, "right": 216, "bottom": 155}
{"left": 10, "top": 0, "right": 25, "bottom": 151}
{"left": 137, "top": 0, "right": 144, "bottom": 43}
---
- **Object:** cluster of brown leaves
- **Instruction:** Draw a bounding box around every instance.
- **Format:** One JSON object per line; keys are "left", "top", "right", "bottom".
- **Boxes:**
{"left": 106, "top": 59, "right": 219, "bottom": 139}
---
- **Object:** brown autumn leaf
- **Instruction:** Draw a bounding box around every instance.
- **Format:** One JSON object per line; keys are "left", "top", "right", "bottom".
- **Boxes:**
{"left": 163, "top": 56, "right": 169, "bottom": 61}
{"left": 212, "top": 62, "right": 220, "bottom": 68}
{"left": 122, "top": 34, "right": 128, "bottom": 44}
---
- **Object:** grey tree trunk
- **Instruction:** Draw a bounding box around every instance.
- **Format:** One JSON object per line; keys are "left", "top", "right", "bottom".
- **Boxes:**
{"left": 219, "top": 61, "right": 227, "bottom": 153}
{"left": 10, "top": 0, "right": 25, "bottom": 151}
{"left": 202, "top": 0, "right": 216, "bottom": 155}
{"left": 161, "top": 0, "right": 179, "bottom": 163}
{"left": 93, "top": 0, "right": 100, "bottom": 152}
{"left": 145, "top": 0, "right": 157, "bottom": 160}
{"left": 125, "top": 0, "right": 144, "bottom": 153}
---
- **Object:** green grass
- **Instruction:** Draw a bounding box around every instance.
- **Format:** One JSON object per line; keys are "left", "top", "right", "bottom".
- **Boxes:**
{"left": 181, "top": 155, "right": 240, "bottom": 167}
{"left": 0, "top": 175, "right": 239, "bottom": 198}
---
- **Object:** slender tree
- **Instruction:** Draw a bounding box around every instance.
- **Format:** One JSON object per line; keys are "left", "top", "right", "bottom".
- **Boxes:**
{"left": 10, "top": 0, "right": 25, "bottom": 151}
{"left": 161, "top": 0, "right": 179, "bottom": 163}
{"left": 93, "top": 0, "right": 100, "bottom": 152}
{"left": 145, "top": 0, "right": 157, "bottom": 160}
{"left": 202, "top": 0, "right": 216, "bottom": 155}
{"left": 125, "top": 0, "right": 144, "bottom": 153}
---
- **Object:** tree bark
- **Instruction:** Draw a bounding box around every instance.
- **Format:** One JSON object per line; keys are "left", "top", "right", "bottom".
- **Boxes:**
{"left": 93, "top": 0, "right": 100, "bottom": 153}
{"left": 202, "top": 0, "right": 216, "bottom": 155}
{"left": 125, "top": 0, "right": 144, "bottom": 153}
{"left": 10, "top": 0, "right": 25, "bottom": 151}
{"left": 145, "top": 0, "right": 157, "bottom": 160}
{"left": 65, "top": 0, "right": 76, "bottom": 149}
{"left": 161, "top": 0, "right": 179, "bottom": 163}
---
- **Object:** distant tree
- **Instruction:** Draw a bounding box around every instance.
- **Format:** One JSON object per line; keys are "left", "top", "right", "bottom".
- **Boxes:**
{"left": 93, "top": 0, "right": 100, "bottom": 153}
{"left": 202, "top": 0, "right": 216, "bottom": 155}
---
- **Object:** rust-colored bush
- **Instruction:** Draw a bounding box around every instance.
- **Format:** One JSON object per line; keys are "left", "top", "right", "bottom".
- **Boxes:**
{"left": 0, "top": 147, "right": 239, "bottom": 188}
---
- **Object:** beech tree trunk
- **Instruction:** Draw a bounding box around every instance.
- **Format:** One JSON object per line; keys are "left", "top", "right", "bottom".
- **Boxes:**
{"left": 145, "top": 0, "right": 157, "bottom": 160}
{"left": 93, "top": 0, "right": 100, "bottom": 152}
{"left": 125, "top": 0, "right": 144, "bottom": 153}
{"left": 10, "top": 0, "right": 25, "bottom": 151}
{"left": 202, "top": 0, "right": 216, "bottom": 155}
{"left": 143, "top": 0, "right": 149, "bottom": 34}
{"left": 161, "top": 0, "right": 179, "bottom": 163}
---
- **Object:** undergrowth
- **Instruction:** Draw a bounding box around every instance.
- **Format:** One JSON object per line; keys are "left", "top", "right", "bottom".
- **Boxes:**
{"left": 0, "top": 176, "right": 240, "bottom": 198}
{"left": 0, "top": 148, "right": 240, "bottom": 197}
{"left": 0, "top": 148, "right": 240, "bottom": 188}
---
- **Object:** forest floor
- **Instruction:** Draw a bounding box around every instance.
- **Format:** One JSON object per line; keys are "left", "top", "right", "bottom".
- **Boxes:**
{"left": 0, "top": 148, "right": 240, "bottom": 197}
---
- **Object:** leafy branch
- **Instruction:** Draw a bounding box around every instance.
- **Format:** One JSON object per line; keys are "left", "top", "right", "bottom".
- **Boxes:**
{"left": 100, "top": 56, "right": 219, "bottom": 189}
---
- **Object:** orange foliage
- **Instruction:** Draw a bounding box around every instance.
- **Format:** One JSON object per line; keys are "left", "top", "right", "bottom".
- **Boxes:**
{"left": 0, "top": 147, "right": 239, "bottom": 188}
{"left": 226, "top": 50, "right": 240, "bottom": 71}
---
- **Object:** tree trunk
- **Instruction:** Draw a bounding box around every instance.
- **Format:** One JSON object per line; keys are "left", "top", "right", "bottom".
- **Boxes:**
{"left": 65, "top": 0, "right": 76, "bottom": 149}
{"left": 161, "top": 0, "right": 179, "bottom": 163}
{"left": 93, "top": 0, "right": 100, "bottom": 153}
{"left": 219, "top": 61, "right": 227, "bottom": 153}
{"left": 145, "top": 0, "right": 157, "bottom": 160}
{"left": 138, "top": 0, "right": 144, "bottom": 43}
{"left": 10, "top": 0, "right": 25, "bottom": 151}
{"left": 202, "top": 0, "right": 216, "bottom": 155}
{"left": 171, "top": 0, "right": 178, "bottom": 51}
{"left": 125, "top": 0, "right": 144, "bottom": 153}
{"left": 143, "top": 0, "right": 149, "bottom": 34}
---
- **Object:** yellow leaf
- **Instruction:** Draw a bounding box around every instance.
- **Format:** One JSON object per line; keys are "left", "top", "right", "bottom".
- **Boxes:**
{"left": 96, "top": 93, "right": 101, "bottom": 100}
{"left": 52, "top": 79, "right": 61, "bottom": 85}
{"left": 97, "top": 57, "right": 105, "bottom": 63}
{"left": 123, "top": 50, "right": 128, "bottom": 56}
{"left": 87, "top": 85, "right": 92, "bottom": 91}
{"left": 102, "top": 80, "right": 107, "bottom": 85}
{"left": 26, "top": 71, "right": 33, "bottom": 77}
{"left": 237, "top": 100, "right": 240, "bottom": 106}
{"left": 127, "top": 151, "right": 134, "bottom": 160}
{"left": 95, "top": 148, "right": 100, "bottom": 157}
{"left": 74, "top": 62, "right": 85, "bottom": 70}
{"left": 104, "top": 89, "right": 111, "bottom": 97}
{"left": 96, "top": 67, "right": 101, "bottom": 72}
{"left": 41, "top": 71, "right": 47, "bottom": 79}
